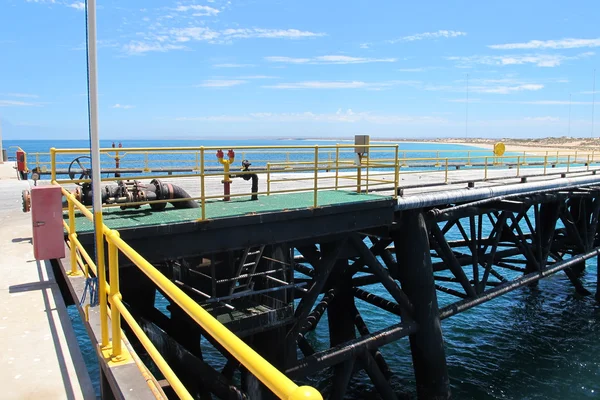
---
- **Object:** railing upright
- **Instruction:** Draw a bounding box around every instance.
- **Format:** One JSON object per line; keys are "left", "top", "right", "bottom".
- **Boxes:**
{"left": 108, "top": 230, "right": 123, "bottom": 359}
{"left": 200, "top": 147, "right": 206, "bottom": 220}
{"left": 313, "top": 146, "right": 319, "bottom": 207}
{"left": 335, "top": 145, "right": 340, "bottom": 190}
{"left": 394, "top": 145, "right": 399, "bottom": 199}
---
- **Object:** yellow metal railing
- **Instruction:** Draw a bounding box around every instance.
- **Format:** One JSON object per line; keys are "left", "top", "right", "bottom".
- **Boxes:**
{"left": 48, "top": 142, "right": 600, "bottom": 398}
{"left": 45, "top": 144, "right": 600, "bottom": 217}
{"left": 59, "top": 184, "right": 322, "bottom": 400}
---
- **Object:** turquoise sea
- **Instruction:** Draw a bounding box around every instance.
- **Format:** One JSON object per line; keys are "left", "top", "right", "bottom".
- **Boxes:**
{"left": 3, "top": 139, "right": 599, "bottom": 399}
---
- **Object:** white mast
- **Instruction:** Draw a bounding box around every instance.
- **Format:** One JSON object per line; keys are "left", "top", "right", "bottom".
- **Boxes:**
{"left": 86, "top": 0, "right": 103, "bottom": 222}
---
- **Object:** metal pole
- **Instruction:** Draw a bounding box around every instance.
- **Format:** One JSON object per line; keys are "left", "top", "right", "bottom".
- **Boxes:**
{"left": 592, "top": 69, "right": 596, "bottom": 138}
{"left": 86, "top": 0, "right": 108, "bottom": 347}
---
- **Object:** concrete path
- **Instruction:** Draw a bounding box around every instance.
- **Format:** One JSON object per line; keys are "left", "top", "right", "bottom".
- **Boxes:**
{"left": 0, "top": 174, "right": 95, "bottom": 399}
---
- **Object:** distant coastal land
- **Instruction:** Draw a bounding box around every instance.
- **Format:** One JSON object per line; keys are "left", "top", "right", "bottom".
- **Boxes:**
{"left": 290, "top": 137, "right": 600, "bottom": 154}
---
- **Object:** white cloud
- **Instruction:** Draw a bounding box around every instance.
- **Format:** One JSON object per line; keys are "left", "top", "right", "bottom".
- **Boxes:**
{"left": 67, "top": 2, "right": 84, "bottom": 10}
{"left": 489, "top": 38, "right": 600, "bottom": 50}
{"left": 398, "top": 68, "right": 425, "bottom": 72}
{"left": 170, "top": 27, "right": 220, "bottom": 42}
{"left": 174, "top": 5, "right": 220, "bottom": 16}
{"left": 265, "top": 55, "right": 397, "bottom": 65}
{"left": 221, "top": 28, "right": 325, "bottom": 39}
{"left": 264, "top": 56, "right": 311, "bottom": 64}
{"left": 176, "top": 109, "right": 446, "bottom": 124}
{"left": 263, "top": 80, "right": 417, "bottom": 90}
{"left": 1, "top": 93, "right": 39, "bottom": 98}
{"left": 470, "top": 83, "right": 544, "bottom": 94}
{"left": 0, "top": 100, "right": 42, "bottom": 106}
{"left": 196, "top": 80, "right": 246, "bottom": 87}
{"left": 427, "top": 79, "right": 544, "bottom": 95}
{"left": 389, "top": 30, "right": 466, "bottom": 44}
{"left": 238, "top": 75, "right": 278, "bottom": 79}
{"left": 123, "top": 41, "right": 186, "bottom": 55}
{"left": 447, "top": 52, "right": 594, "bottom": 68}
{"left": 517, "top": 100, "right": 593, "bottom": 105}
{"left": 112, "top": 104, "right": 134, "bottom": 109}
{"left": 523, "top": 116, "right": 560, "bottom": 122}
{"left": 359, "top": 43, "right": 371, "bottom": 49}
{"left": 213, "top": 63, "right": 256, "bottom": 68}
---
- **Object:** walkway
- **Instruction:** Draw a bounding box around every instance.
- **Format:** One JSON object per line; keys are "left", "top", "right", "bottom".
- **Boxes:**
{"left": 0, "top": 162, "right": 95, "bottom": 399}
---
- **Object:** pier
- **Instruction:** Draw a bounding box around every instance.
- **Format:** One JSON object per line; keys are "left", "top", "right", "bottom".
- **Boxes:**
{"left": 4, "top": 141, "right": 600, "bottom": 399}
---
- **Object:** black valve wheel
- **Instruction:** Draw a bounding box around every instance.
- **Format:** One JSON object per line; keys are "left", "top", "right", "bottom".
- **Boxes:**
{"left": 68, "top": 156, "right": 92, "bottom": 185}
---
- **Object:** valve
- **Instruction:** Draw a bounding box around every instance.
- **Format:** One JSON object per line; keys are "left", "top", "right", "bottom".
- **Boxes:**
{"left": 227, "top": 149, "right": 235, "bottom": 160}
{"left": 216, "top": 149, "right": 224, "bottom": 159}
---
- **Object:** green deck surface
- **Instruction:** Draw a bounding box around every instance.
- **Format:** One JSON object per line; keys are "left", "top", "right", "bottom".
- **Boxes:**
{"left": 70, "top": 190, "right": 391, "bottom": 233}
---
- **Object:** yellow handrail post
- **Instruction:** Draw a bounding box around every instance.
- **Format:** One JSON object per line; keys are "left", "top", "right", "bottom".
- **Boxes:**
{"left": 334, "top": 145, "right": 340, "bottom": 190}
{"left": 68, "top": 200, "right": 80, "bottom": 276}
{"left": 575, "top": 150, "right": 578, "bottom": 164}
{"left": 267, "top": 163, "right": 271, "bottom": 195}
{"left": 516, "top": 156, "right": 520, "bottom": 177}
{"left": 313, "top": 146, "right": 318, "bottom": 207}
{"left": 394, "top": 145, "right": 399, "bottom": 199}
{"left": 195, "top": 151, "right": 199, "bottom": 171}
{"left": 567, "top": 155, "right": 571, "bottom": 173}
{"left": 144, "top": 152, "right": 149, "bottom": 172}
{"left": 50, "top": 148, "right": 56, "bottom": 182}
{"left": 435, "top": 151, "right": 440, "bottom": 167}
{"left": 200, "top": 147, "right": 206, "bottom": 220}
{"left": 365, "top": 151, "right": 370, "bottom": 193}
{"left": 467, "top": 151, "right": 471, "bottom": 166}
{"left": 107, "top": 230, "right": 123, "bottom": 360}
{"left": 35, "top": 153, "right": 40, "bottom": 171}
{"left": 484, "top": 157, "right": 488, "bottom": 180}
{"left": 587, "top": 154, "right": 591, "bottom": 171}
{"left": 96, "top": 220, "right": 109, "bottom": 348}
{"left": 356, "top": 154, "right": 362, "bottom": 193}
{"left": 544, "top": 155, "right": 548, "bottom": 175}
{"left": 444, "top": 158, "right": 449, "bottom": 183}
{"left": 593, "top": 149, "right": 596, "bottom": 163}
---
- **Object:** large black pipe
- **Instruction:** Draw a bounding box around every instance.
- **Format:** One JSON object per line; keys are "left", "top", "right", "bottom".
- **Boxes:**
{"left": 439, "top": 247, "right": 600, "bottom": 320}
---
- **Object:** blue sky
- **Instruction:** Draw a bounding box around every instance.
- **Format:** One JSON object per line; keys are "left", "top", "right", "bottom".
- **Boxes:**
{"left": 0, "top": 0, "right": 599, "bottom": 140}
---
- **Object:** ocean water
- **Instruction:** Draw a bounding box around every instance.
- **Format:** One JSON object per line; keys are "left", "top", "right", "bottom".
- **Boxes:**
{"left": 3, "top": 139, "right": 599, "bottom": 399}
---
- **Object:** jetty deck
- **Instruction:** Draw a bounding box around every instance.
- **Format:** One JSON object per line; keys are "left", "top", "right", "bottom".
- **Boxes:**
{"left": 0, "top": 162, "right": 95, "bottom": 399}
{"left": 3, "top": 143, "right": 600, "bottom": 400}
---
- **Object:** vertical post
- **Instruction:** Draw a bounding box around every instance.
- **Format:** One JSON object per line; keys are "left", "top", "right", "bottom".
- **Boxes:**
{"left": 392, "top": 210, "right": 450, "bottom": 399}
{"left": 394, "top": 145, "right": 399, "bottom": 199}
{"left": 68, "top": 200, "right": 78, "bottom": 275}
{"left": 267, "top": 163, "right": 271, "bottom": 196}
{"left": 313, "top": 146, "right": 319, "bottom": 207}
{"left": 366, "top": 151, "right": 370, "bottom": 193}
{"left": 467, "top": 151, "right": 471, "bottom": 166}
{"left": 593, "top": 149, "right": 596, "bottom": 164}
{"left": 35, "top": 153, "right": 40, "bottom": 170}
{"left": 567, "top": 155, "right": 571, "bottom": 173}
{"left": 200, "top": 147, "right": 205, "bottom": 220}
{"left": 444, "top": 158, "right": 448, "bottom": 183}
{"left": 544, "top": 155, "right": 548, "bottom": 175}
{"left": 517, "top": 156, "right": 521, "bottom": 177}
{"left": 588, "top": 154, "right": 591, "bottom": 171}
{"left": 484, "top": 157, "right": 488, "bottom": 180}
{"left": 356, "top": 154, "right": 362, "bottom": 193}
{"left": 50, "top": 148, "right": 56, "bottom": 182}
{"left": 195, "top": 151, "right": 199, "bottom": 171}
{"left": 86, "top": 0, "right": 108, "bottom": 349}
{"left": 107, "top": 231, "right": 122, "bottom": 359}
{"left": 575, "top": 150, "right": 579, "bottom": 164}
{"left": 335, "top": 145, "right": 340, "bottom": 190}
{"left": 144, "top": 152, "right": 149, "bottom": 172}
